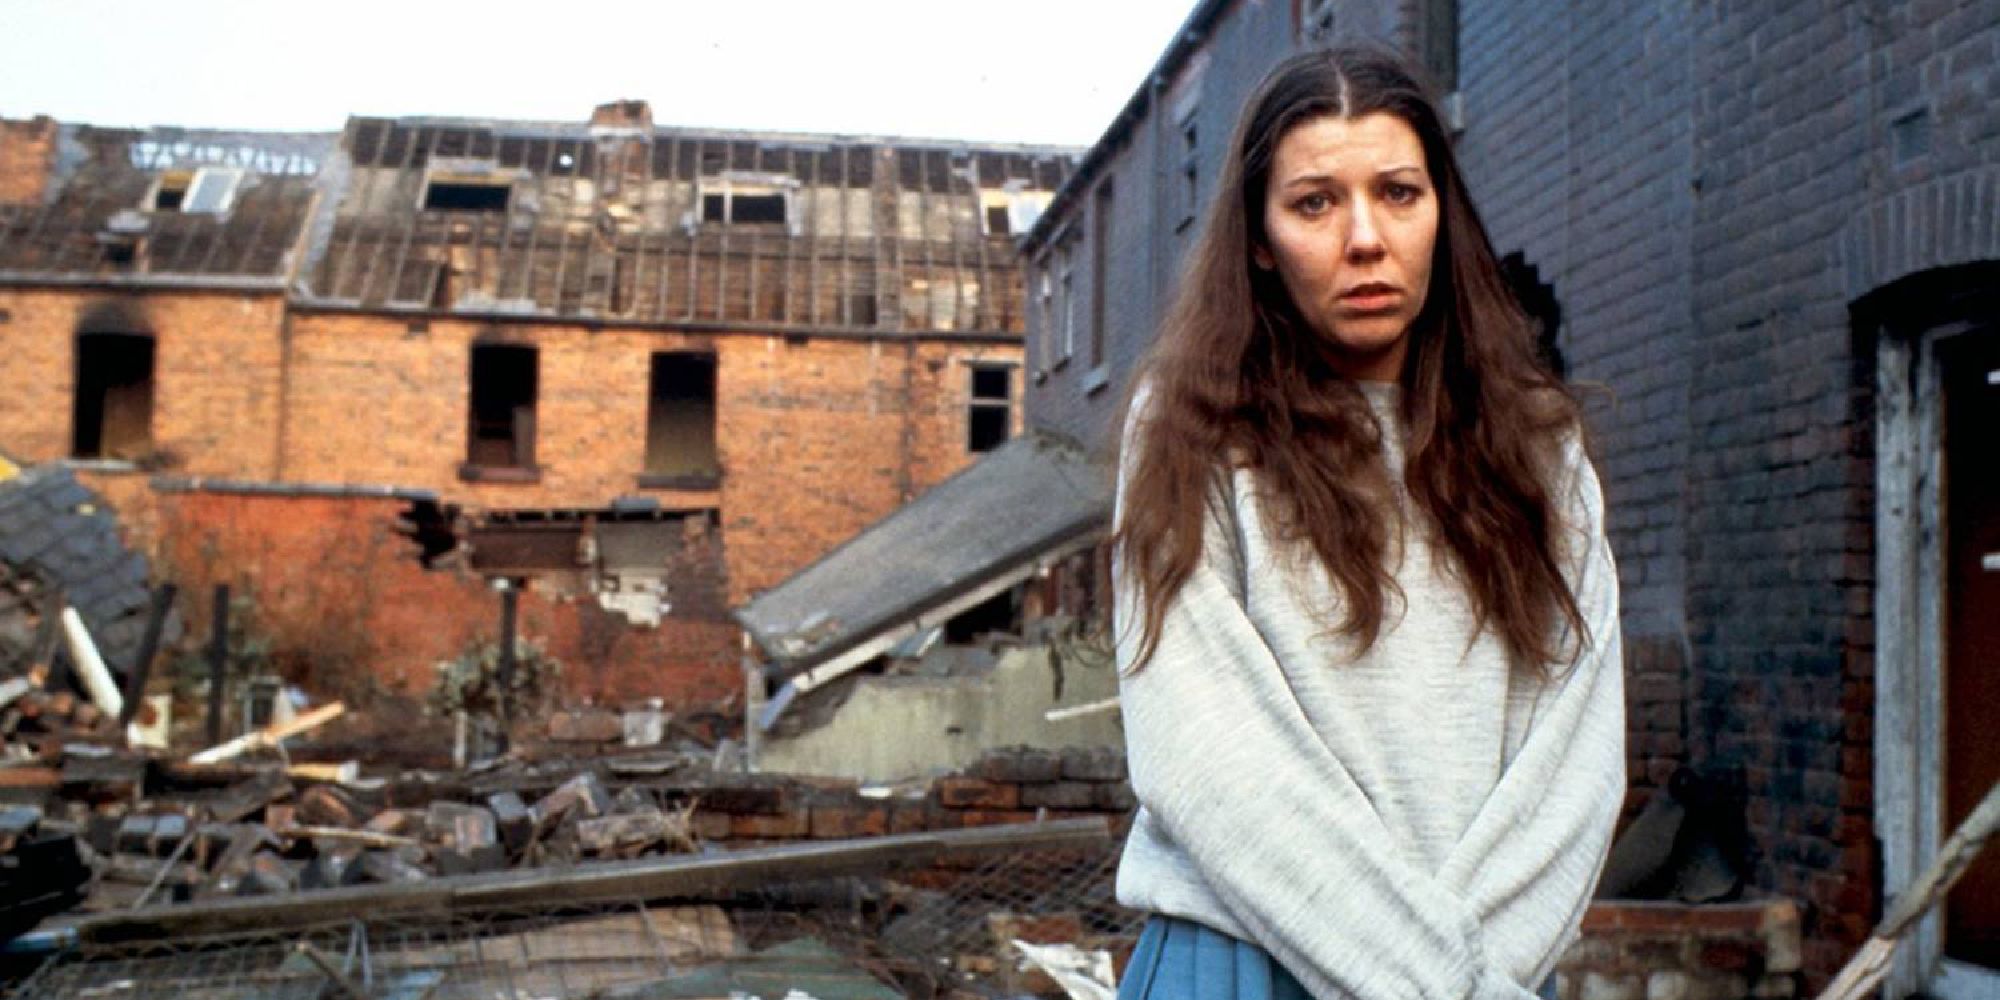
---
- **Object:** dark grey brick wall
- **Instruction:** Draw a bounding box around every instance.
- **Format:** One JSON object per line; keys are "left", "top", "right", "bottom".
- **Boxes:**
{"left": 1024, "top": 0, "right": 2000, "bottom": 987}
{"left": 1462, "top": 0, "right": 2000, "bottom": 983}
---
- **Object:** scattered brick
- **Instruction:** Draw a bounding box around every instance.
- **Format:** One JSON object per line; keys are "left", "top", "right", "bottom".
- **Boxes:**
{"left": 1020, "top": 781, "right": 1097, "bottom": 810}
{"left": 1059, "top": 746, "right": 1127, "bottom": 782}
{"left": 936, "top": 777, "right": 1020, "bottom": 810}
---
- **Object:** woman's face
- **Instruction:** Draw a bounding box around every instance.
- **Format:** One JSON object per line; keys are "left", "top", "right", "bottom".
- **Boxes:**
{"left": 1254, "top": 112, "right": 1439, "bottom": 381}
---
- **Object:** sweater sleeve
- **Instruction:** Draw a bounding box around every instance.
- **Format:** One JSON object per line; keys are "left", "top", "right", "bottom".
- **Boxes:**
{"left": 1432, "top": 438, "right": 1627, "bottom": 988}
{"left": 1112, "top": 406, "right": 1522, "bottom": 1000}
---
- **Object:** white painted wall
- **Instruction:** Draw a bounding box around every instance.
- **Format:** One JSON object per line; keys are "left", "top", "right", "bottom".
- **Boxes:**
{"left": 754, "top": 644, "right": 1123, "bottom": 783}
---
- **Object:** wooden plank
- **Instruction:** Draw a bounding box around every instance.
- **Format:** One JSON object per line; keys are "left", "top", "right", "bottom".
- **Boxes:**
{"left": 75, "top": 817, "right": 1109, "bottom": 944}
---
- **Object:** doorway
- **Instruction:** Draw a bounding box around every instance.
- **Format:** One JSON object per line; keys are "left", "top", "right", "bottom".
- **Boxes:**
{"left": 1873, "top": 262, "right": 2000, "bottom": 999}
{"left": 1940, "top": 328, "right": 1999, "bottom": 971}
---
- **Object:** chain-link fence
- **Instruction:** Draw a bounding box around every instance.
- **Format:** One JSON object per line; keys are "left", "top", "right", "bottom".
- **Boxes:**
{"left": 6, "top": 822, "right": 1138, "bottom": 1000}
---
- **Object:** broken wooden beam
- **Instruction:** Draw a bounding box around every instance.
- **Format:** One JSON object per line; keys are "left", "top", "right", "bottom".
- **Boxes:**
{"left": 188, "top": 702, "right": 345, "bottom": 765}
{"left": 74, "top": 816, "right": 1112, "bottom": 944}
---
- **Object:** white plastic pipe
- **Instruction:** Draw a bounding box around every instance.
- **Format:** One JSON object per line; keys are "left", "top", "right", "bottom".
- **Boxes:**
{"left": 60, "top": 606, "right": 123, "bottom": 719}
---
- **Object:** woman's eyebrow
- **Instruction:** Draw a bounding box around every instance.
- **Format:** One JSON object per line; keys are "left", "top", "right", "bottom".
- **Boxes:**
{"left": 1278, "top": 164, "right": 1426, "bottom": 188}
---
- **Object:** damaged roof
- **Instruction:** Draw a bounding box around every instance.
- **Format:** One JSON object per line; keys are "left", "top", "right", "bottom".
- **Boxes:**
{"left": 0, "top": 106, "right": 1080, "bottom": 334}
{"left": 298, "top": 107, "right": 1080, "bottom": 333}
{"left": 0, "top": 119, "right": 336, "bottom": 285}
{"left": 735, "top": 429, "right": 1109, "bottom": 676}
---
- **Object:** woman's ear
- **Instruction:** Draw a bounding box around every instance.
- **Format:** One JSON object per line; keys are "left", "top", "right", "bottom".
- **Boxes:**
{"left": 1252, "top": 245, "right": 1274, "bottom": 270}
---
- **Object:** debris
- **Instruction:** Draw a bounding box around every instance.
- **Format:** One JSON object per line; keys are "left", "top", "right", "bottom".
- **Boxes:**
{"left": 576, "top": 804, "right": 695, "bottom": 858}
{"left": 1012, "top": 940, "right": 1118, "bottom": 1000}
{"left": 295, "top": 784, "right": 365, "bottom": 828}
{"left": 1816, "top": 779, "right": 2000, "bottom": 1000}
{"left": 276, "top": 825, "right": 420, "bottom": 850}
{"left": 486, "top": 790, "right": 532, "bottom": 854}
{"left": 549, "top": 707, "right": 623, "bottom": 743}
{"left": 1044, "top": 695, "right": 1120, "bottom": 722}
{"left": 0, "top": 814, "right": 88, "bottom": 942}
{"left": 624, "top": 701, "right": 669, "bottom": 746}
{"left": 74, "top": 817, "right": 1111, "bottom": 943}
{"left": 187, "top": 701, "right": 346, "bottom": 764}
{"left": 59, "top": 606, "right": 123, "bottom": 719}
{"left": 292, "top": 940, "right": 371, "bottom": 1000}
{"left": 286, "top": 761, "right": 360, "bottom": 783}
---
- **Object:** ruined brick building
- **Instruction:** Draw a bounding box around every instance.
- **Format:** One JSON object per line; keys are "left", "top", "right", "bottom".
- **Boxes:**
{"left": 0, "top": 103, "right": 1075, "bottom": 711}
{"left": 1001, "top": 0, "right": 1998, "bottom": 995}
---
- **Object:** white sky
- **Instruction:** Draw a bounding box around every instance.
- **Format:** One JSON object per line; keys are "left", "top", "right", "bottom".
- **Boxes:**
{"left": 0, "top": 0, "right": 1200, "bottom": 148}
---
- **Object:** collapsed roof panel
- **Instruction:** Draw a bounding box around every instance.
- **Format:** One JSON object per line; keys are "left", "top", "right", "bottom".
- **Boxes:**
{"left": 0, "top": 123, "right": 335, "bottom": 282}
{"left": 734, "top": 429, "right": 1110, "bottom": 677}
{"left": 298, "top": 110, "right": 1079, "bottom": 333}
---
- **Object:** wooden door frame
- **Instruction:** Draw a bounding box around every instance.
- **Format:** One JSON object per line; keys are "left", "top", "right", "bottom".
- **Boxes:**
{"left": 1876, "top": 317, "right": 2000, "bottom": 999}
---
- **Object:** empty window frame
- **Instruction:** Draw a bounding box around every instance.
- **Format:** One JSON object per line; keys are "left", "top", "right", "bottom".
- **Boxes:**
{"left": 423, "top": 178, "right": 511, "bottom": 212}
{"left": 148, "top": 166, "right": 244, "bottom": 214}
{"left": 1302, "top": 0, "right": 1335, "bottom": 41}
{"left": 983, "top": 189, "right": 1052, "bottom": 237}
{"left": 150, "top": 171, "right": 192, "bottom": 212}
{"left": 1056, "top": 231, "right": 1077, "bottom": 364}
{"left": 1089, "top": 179, "right": 1113, "bottom": 370}
{"left": 72, "top": 333, "right": 156, "bottom": 460}
{"left": 466, "top": 344, "right": 537, "bottom": 471}
{"left": 967, "top": 363, "right": 1013, "bottom": 453}
{"left": 700, "top": 183, "right": 791, "bottom": 226}
{"left": 1179, "top": 121, "right": 1200, "bottom": 231}
{"left": 1036, "top": 264, "right": 1055, "bottom": 371}
{"left": 1422, "top": 0, "right": 1460, "bottom": 94}
{"left": 642, "top": 352, "right": 720, "bottom": 487}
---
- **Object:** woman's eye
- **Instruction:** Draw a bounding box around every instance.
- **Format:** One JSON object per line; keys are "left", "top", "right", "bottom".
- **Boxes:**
{"left": 1383, "top": 182, "right": 1422, "bottom": 205}
{"left": 1295, "top": 192, "right": 1332, "bottom": 214}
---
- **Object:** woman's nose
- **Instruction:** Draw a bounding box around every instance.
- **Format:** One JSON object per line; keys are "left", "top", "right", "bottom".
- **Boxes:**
{"left": 1346, "top": 201, "right": 1387, "bottom": 261}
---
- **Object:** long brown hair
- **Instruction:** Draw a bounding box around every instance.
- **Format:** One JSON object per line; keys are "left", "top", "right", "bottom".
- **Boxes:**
{"left": 1115, "top": 46, "right": 1586, "bottom": 672}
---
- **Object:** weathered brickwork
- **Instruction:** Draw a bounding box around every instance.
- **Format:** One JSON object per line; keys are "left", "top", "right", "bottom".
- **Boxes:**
{"left": 86, "top": 486, "right": 742, "bottom": 708}
{"left": 1457, "top": 0, "right": 2000, "bottom": 985}
{"left": 0, "top": 286, "right": 1020, "bottom": 703}
{"left": 1028, "top": 0, "right": 2000, "bottom": 989}
{"left": 0, "top": 289, "right": 291, "bottom": 476}
{"left": 0, "top": 116, "right": 56, "bottom": 206}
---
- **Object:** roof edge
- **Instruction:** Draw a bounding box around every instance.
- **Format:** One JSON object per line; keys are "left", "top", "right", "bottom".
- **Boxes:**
{"left": 1019, "top": 0, "right": 1236, "bottom": 254}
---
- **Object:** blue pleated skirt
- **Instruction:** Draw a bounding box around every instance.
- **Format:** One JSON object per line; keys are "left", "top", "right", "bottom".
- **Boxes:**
{"left": 1117, "top": 914, "right": 1562, "bottom": 1000}
{"left": 1117, "top": 915, "right": 1312, "bottom": 1000}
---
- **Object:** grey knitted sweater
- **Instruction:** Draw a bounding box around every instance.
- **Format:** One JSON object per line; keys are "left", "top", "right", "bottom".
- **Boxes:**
{"left": 1112, "top": 382, "right": 1625, "bottom": 1000}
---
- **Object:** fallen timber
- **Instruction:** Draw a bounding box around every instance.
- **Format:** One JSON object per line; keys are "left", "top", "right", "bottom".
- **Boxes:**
{"left": 71, "top": 816, "right": 1111, "bottom": 945}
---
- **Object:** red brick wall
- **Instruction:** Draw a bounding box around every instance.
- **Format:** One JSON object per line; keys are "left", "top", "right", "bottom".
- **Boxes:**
{"left": 0, "top": 116, "right": 56, "bottom": 206}
{"left": 100, "top": 487, "right": 742, "bottom": 708}
{"left": 0, "top": 289, "right": 289, "bottom": 476}
{"left": 278, "top": 312, "right": 1021, "bottom": 602}
{"left": 4, "top": 292, "right": 1021, "bottom": 710}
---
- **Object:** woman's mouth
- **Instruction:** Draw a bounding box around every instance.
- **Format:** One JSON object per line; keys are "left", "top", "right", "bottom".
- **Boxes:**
{"left": 1338, "top": 283, "right": 1401, "bottom": 311}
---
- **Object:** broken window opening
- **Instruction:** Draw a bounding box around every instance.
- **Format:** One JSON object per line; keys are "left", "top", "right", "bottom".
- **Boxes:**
{"left": 71, "top": 332, "right": 156, "bottom": 460}
{"left": 150, "top": 171, "right": 192, "bottom": 212}
{"left": 985, "top": 205, "right": 1012, "bottom": 236}
{"left": 731, "top": 192, "right": 786, "bottom": 224}
{"left": 943, "top": 587, "right": 1019, "bottom": 645}
{"left": 151, "top": 166, "right": 245, "bottom": 215}
{"left": 700, "top": 183, "right": 791, "bottom": 226}
{"left": 1089, "top": 180, "right": 1113, "bottom": 370}
{"left": 465, "top": 344, "right": 537, "bottom": 473}
{"left": 1179, "top": 121, "right": 1200, "bottom": 231}
{"left": 423, "top": 180, "right": 511, "bottom": 212}
{"left": 641, "top": 352, "right": 720, "bottom": 488}
{"left": 967, "top": 363, "right": 1012, "bottom": 453}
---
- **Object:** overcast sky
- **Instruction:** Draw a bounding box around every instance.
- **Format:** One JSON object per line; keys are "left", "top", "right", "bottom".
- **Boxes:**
{"left": 0, "top": 1, "right": 1199, "bottom": 148}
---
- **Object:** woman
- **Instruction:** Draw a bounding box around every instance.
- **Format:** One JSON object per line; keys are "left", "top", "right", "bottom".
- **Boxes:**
{"left": 1111, "top": 47, "right": 1625, "bottom": 1000}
